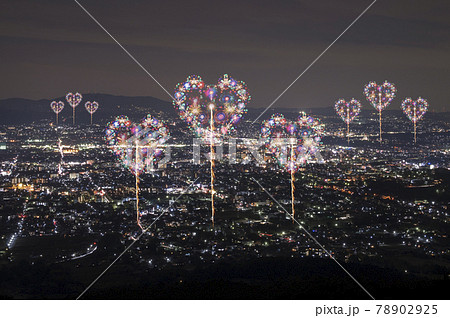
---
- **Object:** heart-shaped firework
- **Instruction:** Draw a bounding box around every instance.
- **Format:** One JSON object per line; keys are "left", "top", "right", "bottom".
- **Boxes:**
{"left": 334, "top": 99, "right": 361, "bottom": 124}
{"left": 50, "top": 101, "right": 64, "bottom": 114}
{"left": 85, "top": 101, "right": 99, "bottom": 114}
{"left": 364, "top": 81, "right": 396, "bottom": 111}
{"left": 401, "top": 97, "right": 428, "bottom": 123}
{"left": 261, "top": 112, "right": 324, "bottom": 172}
{"left": 173, "top": 74, "right": 250, "bottom": 141}
{"left": 66, "top": 92, "right": 82, "bottom": 108}
{"left": 105, "top": 115, "right": 170, "bottom": 175}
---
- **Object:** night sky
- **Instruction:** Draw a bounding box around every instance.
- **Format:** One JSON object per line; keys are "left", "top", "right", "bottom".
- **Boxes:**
{"left": 1, "top": 0, "right": 449, "bottom": 111}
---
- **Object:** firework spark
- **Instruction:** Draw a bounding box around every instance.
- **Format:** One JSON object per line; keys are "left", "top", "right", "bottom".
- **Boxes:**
{"left": 261, "top": 113, "right": 324, "bottom": 220}
{"left": 105, "top": 114, "right": 170, "bottom": 229}
{"left": 66, "top": 92, "right": 83, "bottom": 125}
{"left": 334, "top": 98, "right": 361, "bottom": 144}
{"left": 50, "top": 101, "right": 64, "bottom": 125}
{"left": 85, "top": 101, "right": 99, "bottom": 125}
{"left": 173, "top": 74, "right": 250, "bottom": 224}
{"left": 364, "top": 81, "right": 396, "bottom": 143}
{"left": 401, "top": 97, "right": 429, "bottom": 143}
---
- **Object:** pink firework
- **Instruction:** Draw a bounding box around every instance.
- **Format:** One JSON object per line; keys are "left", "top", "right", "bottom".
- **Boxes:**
{"left": 261, "top": 112, "right": 324, "bottom": 221}
{"left": 50, "top": 101, "right": 64, "bottom": 125}
{"left": 364, "top": 81, "right": 396, "bottom": 143}
{"left": 401, "top": 97, "right": 429, "bottom": 143}
{"left": 85, "top": 101, "right": 99, "bottom": 125}
{"left": 66, "top": 92, "right": 82, "bottom": 125}
{"left": 334, "top": 98, "right": 361, "bottom": 144}
{"left": 105, "top": 114, "right": 170, "bottom": 230}
{"left": 173, "top": 74, "right": 250, "bottom": 142}
{"left": 173, "top": 74, "right": 250, "bottom": 225}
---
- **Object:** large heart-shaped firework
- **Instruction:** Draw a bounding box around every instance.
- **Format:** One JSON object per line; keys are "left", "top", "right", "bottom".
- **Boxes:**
{"left": 173, "top": 74, "right": 250, "bottom": 141}
{"left": 50, "top": 101, "right": 64, "bottom": 114}
{"left": 364, "top": 81, "right": 396, "bottom": 111}
{"left": 66, "top": 92, "right": 82, "bottom": 108}
{"left": 105, "top": 115, "right": 170, "bottom": 175}
{"left": 334, "top": 99, "right": 361, "bottom": 124}
{"left": 261, "top": 112, "right": 324, "bottom": 172}
{"left": 85, "top": 101, "right": 99, "bottom": 114}
{"left": 401, "top": 97, "right": 428, "bottom": 123}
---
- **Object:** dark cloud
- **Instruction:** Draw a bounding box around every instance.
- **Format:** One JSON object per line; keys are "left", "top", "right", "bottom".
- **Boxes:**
{"left": 1, "top": 0, "right": 449, "bottom": 111}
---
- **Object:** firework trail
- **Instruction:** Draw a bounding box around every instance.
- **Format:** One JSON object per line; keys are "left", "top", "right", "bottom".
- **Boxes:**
{"left": 85, "top": 101, "right": 99, "bottom": 125}
{"left": 173, "top": 74, "right": 250, "bottom": 224}
{"left": 105, "top": 115, "right": 170, "bottom": 230}
{"left": 334, "top": 99, "right": 361, "bottom": 144}
{"left": 364, "top": 81, "right": 396, "bottom": 143}
{"left": 58, "top": 139, "right": 64, "bottom": 175}
{"left": 50, "top": 101, "right": 64, "bottom": 125}
{"left": 261, "top": 113, "right": 324, "bottom": 220}
{"left": 66, "top": 92, "right": 82, "bottom": 125}
{"left": 401, "top": 97, "right": 429, "bottom": 143}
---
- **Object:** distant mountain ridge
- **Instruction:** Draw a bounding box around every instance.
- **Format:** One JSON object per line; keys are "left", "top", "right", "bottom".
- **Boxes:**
{"left": 0, "top": 94, "right": 175, "bottom": 125}
{"left": 0, "top": 93, "right": 447, "bottom": 125}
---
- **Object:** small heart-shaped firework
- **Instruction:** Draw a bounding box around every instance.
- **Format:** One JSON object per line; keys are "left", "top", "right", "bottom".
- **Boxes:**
{"left": 66, "top": 92, "right": 82, "bottom": 108}
{"left": 85, "top": 101, "right": 99, "bottom": 114}
{"left": 334, "top": 99, "right": 361, "bottom": 124}
{"left": 50, "top": 101, "right": 64, "bottom": 114}
{"left": 364, "top": 80, "right": 396, "bottom": 142}
{"left": 364, "top": 81, "right": 396, "bottom": 111}
{"left": 401, "top": 97, "right": 429, "bottom": 143}
{"left": 401, "top": 97, "right": 428, "bottom": 123}
{"left": 334, "top": 98, "right": 361, "bottom": 143}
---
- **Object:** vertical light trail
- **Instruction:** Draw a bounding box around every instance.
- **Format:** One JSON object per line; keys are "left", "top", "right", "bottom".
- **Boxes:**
{"left": 135, "top": 141, "right": 142, "bottom": 230}
{"left": 73, "top": 107, "right": 76, "bottom": 126}
{"left": 90, "top": 112, "right": 93, "bottom": 126}
{"left": 210, "top": 104, "right": 215, "bottom": 225}
{"left": 346, "top": 108, "right": 350, "bottom": 145}
{"left": 290, "top": 144, "right": 295, "bottom": 222}
{"left": 379, "top": 109, "right": 382, "bottom": 143}
{"left": 378, "top": 92, "right": 382, "bottom": 143}
{"left": 413, "top": 106, "right": 417, "bottom": 144}
{"left": 58, "top": 139, "right": 64, "bottom": 175}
